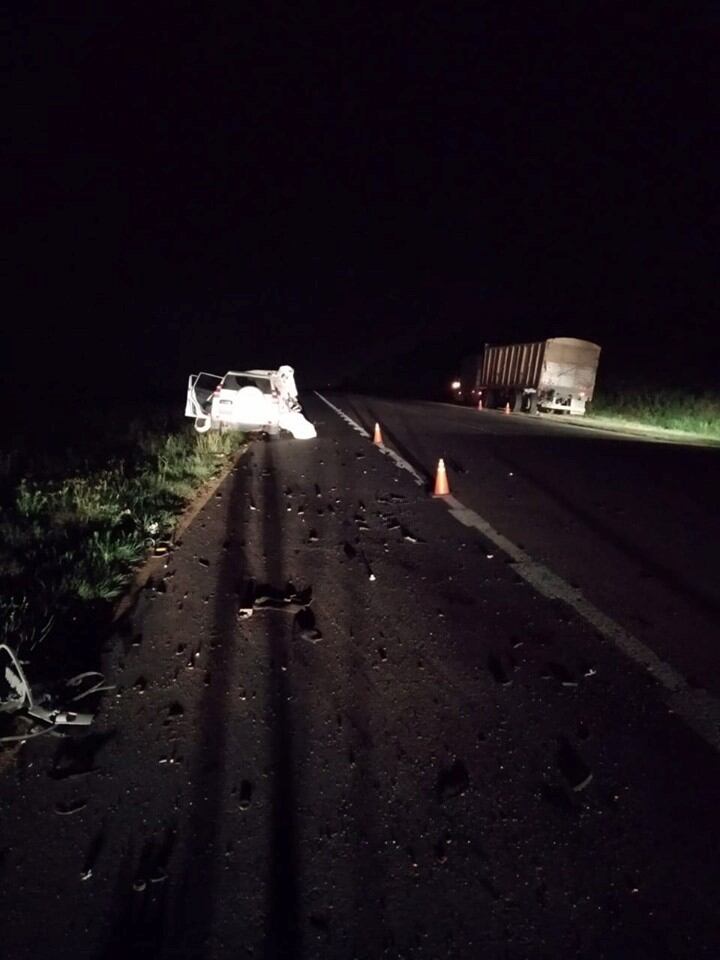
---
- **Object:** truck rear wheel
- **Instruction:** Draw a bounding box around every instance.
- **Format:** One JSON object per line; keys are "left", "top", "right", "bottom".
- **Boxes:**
{"left": 522, "top": 393, "right": 538, "bottom": 414}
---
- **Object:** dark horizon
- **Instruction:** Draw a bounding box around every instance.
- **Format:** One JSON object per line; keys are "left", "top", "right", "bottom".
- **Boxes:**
{"left": 7, "top": 3, "right": 719, "bottom": 398}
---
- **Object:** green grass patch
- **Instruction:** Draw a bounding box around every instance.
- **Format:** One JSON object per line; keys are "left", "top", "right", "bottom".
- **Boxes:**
{"left": 0, "top": 419, "right": 244, "bottom": 667}
{"left": 589, "top": 390, "right": 720, "bottom": 440}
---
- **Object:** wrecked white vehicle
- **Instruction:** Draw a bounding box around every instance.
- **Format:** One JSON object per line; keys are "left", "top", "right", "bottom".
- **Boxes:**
{"left": 184, "top": 365, "right": 317, "bottom": 439}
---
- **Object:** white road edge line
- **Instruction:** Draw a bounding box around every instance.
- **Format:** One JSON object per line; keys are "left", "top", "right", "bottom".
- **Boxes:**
{"left": 316, "top": 391, "right": 720, "bottom": 753}
{"left": 443, "top": 494, "right": 720, "bottom": 753}
{"left": 315, "top": 391, "right": 425, "bottom": 485}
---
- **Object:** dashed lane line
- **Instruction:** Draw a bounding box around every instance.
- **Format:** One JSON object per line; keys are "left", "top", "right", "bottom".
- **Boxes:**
{"left": 317, "top": 392, "right": 720, "bottom": 754}
{"left": 315, "top": 391, "right": 425, "bottom": 485}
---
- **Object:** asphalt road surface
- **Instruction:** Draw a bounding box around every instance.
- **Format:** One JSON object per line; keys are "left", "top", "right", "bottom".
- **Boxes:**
{"left": 1, "top": 393, "right": 719, "bottom": 959}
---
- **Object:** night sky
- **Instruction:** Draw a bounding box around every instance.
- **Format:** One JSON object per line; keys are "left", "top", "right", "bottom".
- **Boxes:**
{"left": 7, "top": 2, "right": 719, "bottom": 398}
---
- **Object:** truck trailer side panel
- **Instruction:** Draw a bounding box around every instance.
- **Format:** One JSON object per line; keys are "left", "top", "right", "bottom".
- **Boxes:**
{"left": 480, "top": 340, "right": 548, "bottom": 391}
{"left": 477, "top": 337, "right": 600, "bottom": 415}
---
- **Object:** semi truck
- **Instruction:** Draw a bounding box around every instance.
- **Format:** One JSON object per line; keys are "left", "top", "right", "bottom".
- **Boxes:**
{"left": 452, "top": 337, "right": 601, "bottom": 416}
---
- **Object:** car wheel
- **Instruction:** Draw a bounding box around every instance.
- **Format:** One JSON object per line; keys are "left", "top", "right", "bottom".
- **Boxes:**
{"left": 194, "top": 416, "right": 212, "bottom": 433}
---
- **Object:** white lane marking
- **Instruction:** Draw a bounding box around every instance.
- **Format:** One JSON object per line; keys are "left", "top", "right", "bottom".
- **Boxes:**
{"left": 314, "top": 392, "right": 370, "bottom": 438}
{"left": 444, "top": 494, "right": 720, "bottom": 752}
{"left": 380, "top": 447, "right": 425, "bottom": 486}
{"left": 315, "top": 392, "right": 425, "bottom": 486}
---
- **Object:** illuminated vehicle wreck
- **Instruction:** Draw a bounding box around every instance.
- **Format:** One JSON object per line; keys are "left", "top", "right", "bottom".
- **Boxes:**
{"left": 185, "top": 365, "right": 317, "bottom": 438}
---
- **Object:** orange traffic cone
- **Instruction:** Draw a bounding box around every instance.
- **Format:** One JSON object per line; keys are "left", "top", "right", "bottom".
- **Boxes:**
{"left": 433, "top": 458, "right": 450, "bottom": 496}
{"left": 504, "top": 402, "right": 511, "bottom": 415}
{"left": 373, "top": 422, "right": 383, "bottom": 445}
{"left": 477, "top": 398, "right": 483, "bottom": 411}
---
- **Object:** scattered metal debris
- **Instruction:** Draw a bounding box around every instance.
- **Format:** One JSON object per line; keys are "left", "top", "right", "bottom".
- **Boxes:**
{"left": 238, "top": 582, "right": 313, "bottom": 620}
{"left": 0, "top": 645, "right": 110, "bottom": 742}
{"left": 65, "top": 672, "right": 115, "bottom": 702}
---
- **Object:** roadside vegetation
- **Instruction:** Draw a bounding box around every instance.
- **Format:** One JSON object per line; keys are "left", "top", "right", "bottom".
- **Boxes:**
{"left": 0, "top": 413, "right": 244, "bottom": 675}
{"left": 589, "top": 390, "right": 720, "bottom": 440}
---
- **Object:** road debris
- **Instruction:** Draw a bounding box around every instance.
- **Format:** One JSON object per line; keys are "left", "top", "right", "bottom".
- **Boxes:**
{"left": 238, "top": 779, "right": 253, "bottom": 809}
{"left": 65, "top": 672, "right": 115, "bottom": 702}
{"left": 294, "top": 608, "right": 323, "bottom": 643}
{"left": 238, "top": 582, "right": 313, "bottom": 620}
{"left": 545, "top": 661, "right": 579, "bottom": 687}
{"left": 401, "top": 525, "right": 424, "bottom": 543}
{"left": 556, "top": 738, "right": 593, "bottom": 792}
{"left": 55, "top": 798, "right": 89, "bottom": 816}
{"left": 487, "top": 653, "right": 512, "bottom": 686}
{"left": 0, "top": 645, "right": 98, "bottom": 742}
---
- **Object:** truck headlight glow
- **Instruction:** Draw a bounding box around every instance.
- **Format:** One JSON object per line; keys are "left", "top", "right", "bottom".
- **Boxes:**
{"left": 451, "top": 380, "right": 461, "bottom": 390}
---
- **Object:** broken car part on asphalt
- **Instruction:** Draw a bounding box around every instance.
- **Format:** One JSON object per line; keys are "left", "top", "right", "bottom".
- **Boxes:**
{"left": 0, "top": 644, "right": 112, "bottom": 742}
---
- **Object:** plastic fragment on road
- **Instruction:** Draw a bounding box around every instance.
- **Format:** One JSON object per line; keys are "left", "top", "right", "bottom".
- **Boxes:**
{"left": 54, "top": 798, "right": 89, "bottom": 815}
{"left": 278, "top": 408, "right": 317, "bottom": 440}
{"left": 557, "top": 738, "right": 593, "bottom": 792}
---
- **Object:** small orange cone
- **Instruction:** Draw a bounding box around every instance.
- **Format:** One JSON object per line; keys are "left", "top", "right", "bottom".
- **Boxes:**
{"left": 373, "top": 422, "right": 383, "bottom": 445}
{"left": 477, "top": 398, "right": 483, "bottom": 410}
{"left": 504, "top": 402, "right": 511, "bottom": 415}
{"left": 433, "top": 458, "right": 450, "bottom": 496}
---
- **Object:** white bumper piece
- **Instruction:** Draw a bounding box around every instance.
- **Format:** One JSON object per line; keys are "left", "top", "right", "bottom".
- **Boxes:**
{"left": 278, "top": 409, "right": 318, "bottom": 439}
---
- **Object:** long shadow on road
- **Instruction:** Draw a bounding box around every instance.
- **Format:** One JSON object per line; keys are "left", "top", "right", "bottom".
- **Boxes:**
{"left": 168, "top": 460, "right": 248, "bottom": 955}
{"left": 97, "top": 461, "right": 249, "bottom": 959}
{"left": 261, "top": 440, "right": 301, "bottom": 959}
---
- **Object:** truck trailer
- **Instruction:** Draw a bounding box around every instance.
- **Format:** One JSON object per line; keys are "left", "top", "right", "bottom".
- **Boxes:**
{"left": 454, "top": 337, "right": 601, "bottom": 416}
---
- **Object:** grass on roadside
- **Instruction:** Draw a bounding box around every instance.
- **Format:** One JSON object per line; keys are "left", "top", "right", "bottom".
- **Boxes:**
{"left": 0, "top": 423, "right": 244, "bottom": 670}
{"left": 588, "top": 390, "right": 720, "bottom": 440}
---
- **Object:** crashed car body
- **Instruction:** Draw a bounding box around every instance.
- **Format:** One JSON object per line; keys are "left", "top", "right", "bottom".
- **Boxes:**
{"left": 185, "top": 365, "right": 317, "bottom": 439}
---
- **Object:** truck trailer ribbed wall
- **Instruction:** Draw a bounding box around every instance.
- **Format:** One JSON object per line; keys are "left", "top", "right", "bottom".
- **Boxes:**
{"left": 476, "top": 337, "right": 601, "bottom": 415}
